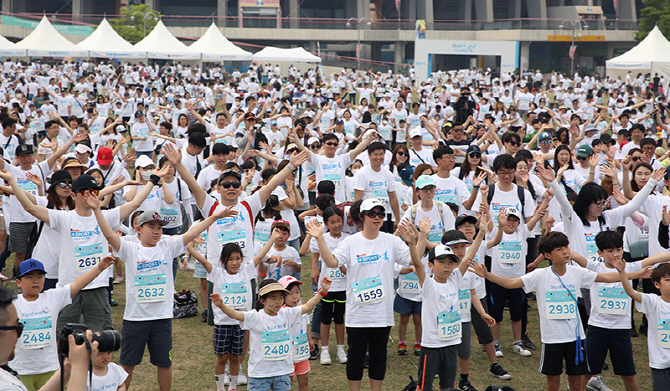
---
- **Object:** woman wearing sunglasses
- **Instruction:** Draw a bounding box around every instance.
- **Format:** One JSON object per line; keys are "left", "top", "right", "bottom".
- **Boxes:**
{"left": 389, "top": 145, "right": 409, "bottom": 187}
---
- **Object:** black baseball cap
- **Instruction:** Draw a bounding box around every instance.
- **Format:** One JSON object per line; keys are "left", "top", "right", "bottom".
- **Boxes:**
{"left": 72, "top": 175, "right": 102, "bottom": 193}
{"left": 50, "top": 170, "right": 72, "bottom": 186}
{"left": 455, "top": 215, "right": 478, "bottom": 228}
{"left": 15, "top": 144, "right": 34, "bottom": 156}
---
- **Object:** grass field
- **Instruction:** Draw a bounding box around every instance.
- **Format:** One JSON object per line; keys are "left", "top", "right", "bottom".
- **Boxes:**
{"left": 4, "top": 255, "right": 655, "bottom": 391}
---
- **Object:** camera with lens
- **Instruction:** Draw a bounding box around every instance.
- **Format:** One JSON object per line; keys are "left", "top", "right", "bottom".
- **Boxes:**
{"left": 59, "top": 323, "right": 121, "bottom": 357}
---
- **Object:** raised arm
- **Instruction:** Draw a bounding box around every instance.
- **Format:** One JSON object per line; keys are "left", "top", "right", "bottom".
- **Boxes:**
{"left": 258, "top": 150, "right": 309, "bottom": 206}
{"left": 616, "top": 169, "right": 663, "bottom": 217}
{"left": 468, "top": 259, "right": 525, "bottom": 289}
{"left": 69, "top": 256, "right": 116, "bottom": 297}
{"left": 163, "top": 143, "right": 206, "bottom": 208}
{"left": 305, "top": 220, "right": 339, "bottom": 268}
{"left": 47, "top": 132, "right": 87, "bottom": 170}
{"left": 300, "top": 277, "right": 331, "bottom": 314}
{"left": 0, "top": 170, "right": 50, "bottom": 223}
{"left": 399, "top": 221, "right": 425, "bottom": 286}
{"left": 182, "top": 207, "right": 238, "bottom": 245}
{"left": 539, "top": 167, "right": 573, "bottom": 221}
{"left": 88, "top": 194, "right": 121, "bottom": 252}
{"left": 210, "top": 294, "right": 245, "bottom": 322}
{"left": 118, "top": 167, "right": 169, "bottom": 221}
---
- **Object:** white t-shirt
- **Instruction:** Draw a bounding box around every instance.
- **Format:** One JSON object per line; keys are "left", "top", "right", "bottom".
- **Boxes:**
{"left": 131, "top": 121, "right": 153, "bottom": 152}
{"left": 208, "top": 261, "right": 256, "bottom": 325}
{"left": 521, "top": 265, "right": 597, "bottom": 344}
{"left": 471, "top": 183, "right": 535, "bottom": 224}
{"left": 586, "top": 260, "right": 642, "bottom": 329}
{"left": 310, "top": 232, "right": 349, "bottom": 292}
{"left": 114, "top": 235, "right": 186, "bottom": 321}
{"left": 420, "top": 272, "right": 463, "bottom": 348}
{"left": 311, "top": 152, "right": 352, "bottom": 204}
{"left": 408, "top": 148, "right": 435, "bottom": 167}
{"left": 430, "top": 174, "right": 471, "bottom": 215}
{"left": 0, "top": 368, "right": 28, "bottom": 391}
{"left": 460, "top": 270, "right": 481, "bottom": 323}
{"left": 401, "top": 202, "right": 455, "bottom": 244}
{"left": 199, "top": 193, "right": 262, "bottom": 263}
{"left": 262, "top": 245, "right": 301, "bottom": 281}
{"left": 7, "top": 162, "right": 52, "bottom": 223}
{"left": 353, "top": 165, "right": 397, "bottom": 214}
{"left": 240, "top": 306, "right": 302, "bottom": 378}
{"left": 489, "top": 224, "right": 531, "bottom": 278}
{"left": 48, "top": 208, "right": 120, "bottom": 290}
{"left": 331, "top": 232, "right": 410, "bottom": 327}
{"left": 161, "top": 177, "right": 192, "bottom": 229}
{"left": 89, "top": 363, "right": 129, "bottom": 391}
{"left": 9, "top": 286, "right": 71, "bottom": 375}
{"left": 637, "top": 293, "right": 670, "bottom": 369}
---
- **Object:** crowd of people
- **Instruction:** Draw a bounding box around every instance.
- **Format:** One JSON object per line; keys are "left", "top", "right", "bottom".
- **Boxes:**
{"left": 0, "top": 59, "right": 669, "bottom": 391}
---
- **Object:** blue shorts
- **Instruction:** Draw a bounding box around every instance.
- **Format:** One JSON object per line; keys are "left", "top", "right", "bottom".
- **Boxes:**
{"left": 393, "top": 294, "right": 422, "bottom": 316}
{"left": 119, "top": 318, "right": 172, "bottom": 368}
{"left": 213, "top": 324, "right": 244, "bottom": 356}
{"left": 193, "top": 261, "right": 207, "bottom": 279}
{"left": 585, "top": 325, "right": 636, "bottom": 376}
{"left": 247, "top": 374, "right": 291, "bottom": 391}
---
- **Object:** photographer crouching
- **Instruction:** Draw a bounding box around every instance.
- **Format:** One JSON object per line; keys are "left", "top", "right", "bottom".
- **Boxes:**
{"left": 0, "top": 286, "right": 100, "bottom": 391}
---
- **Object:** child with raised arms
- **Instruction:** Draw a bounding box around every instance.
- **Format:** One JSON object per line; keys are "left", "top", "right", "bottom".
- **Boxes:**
{"left": 469, "top": 231, "right": 650, "bottom": 391}
{"left": 210, "top": 277, "right": 332, "bottom": 391}
{"left": 89, "top": 192, "right": 239, "bottom": 391}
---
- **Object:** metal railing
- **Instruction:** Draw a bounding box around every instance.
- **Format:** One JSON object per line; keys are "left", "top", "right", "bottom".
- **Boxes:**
{"left": 7, "top": 12, "right": 639, "bottom": 31}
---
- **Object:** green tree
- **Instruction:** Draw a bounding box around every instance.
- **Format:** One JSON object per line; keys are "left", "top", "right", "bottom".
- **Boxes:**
{"left": 636, "top": 0, "right": 670, "bottom": 41}
{"left": 110, "top": 4, "right": 162, "bottom": 44}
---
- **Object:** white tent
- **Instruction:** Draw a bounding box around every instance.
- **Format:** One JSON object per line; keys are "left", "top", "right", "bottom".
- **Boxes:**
{"left": 188, "top": 23, "right": 252, "bottom": 61}
{"left": 606, "top": 26, "right": 670, "bottom": 80}
{"left": 252, "top": 46, "right": 321, "bottom": 63}
{"left": 15, "top": 16, "right": 87, "bottom": 57}
{"left": 77, "top": 18, "right": 145, "bottom": 59}
{"left": 0, "top": 35, "right": 26, "bottom": 57}
{"left": 134, "top": 20, "right": 199, "bottom": 60}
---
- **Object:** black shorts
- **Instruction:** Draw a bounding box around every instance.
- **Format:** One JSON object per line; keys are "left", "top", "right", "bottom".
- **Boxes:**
{"left": 321, "top": 291, "right": 345, "bottom": 325}
{"left": 585, "top": 325, "right": 636, "bottom": 376}
{"left": 417, "top": 345, "right": 458, "bottom": 391}
{"left": 539, "top": 340, "right": 590, "bottom": 376}
{"left": 470, "top": 298, "right": 494, "bottom": 345}
{"left": 488, "top": 283, "right": 524, "bottom": 323}
{"left": 120, "top": 318, "right": 172, "bottom": 367}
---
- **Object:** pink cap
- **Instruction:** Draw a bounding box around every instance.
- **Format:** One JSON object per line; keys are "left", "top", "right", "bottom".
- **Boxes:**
{"left": 278, "top": 276, "right": 302, "bottom": 289}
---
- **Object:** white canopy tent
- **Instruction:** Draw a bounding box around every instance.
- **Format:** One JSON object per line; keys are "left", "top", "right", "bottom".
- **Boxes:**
{"left": 606, "top": 26, "right": 670, "bottom": 80}
{"left": 0, "top": 35, "right": 26, "bottom": 57}
{"left": 188, "top": 23, "right": 252, "bottom": 62}
{"left": 15, "top": 16, "right": 87, "bottom": 58}
{"left": 134, "top": 20, "right": 199, "bottom": 60}
{"left": 77, "top": 18, "right": 145, "bottom": 59}
{"left": 252, "top": 46, "right": 321, "bottom": 63}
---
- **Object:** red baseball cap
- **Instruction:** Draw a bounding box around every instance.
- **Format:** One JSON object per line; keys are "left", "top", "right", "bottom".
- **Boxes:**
{"left": 97, "top": 147, "right": 113, "bottom": 166}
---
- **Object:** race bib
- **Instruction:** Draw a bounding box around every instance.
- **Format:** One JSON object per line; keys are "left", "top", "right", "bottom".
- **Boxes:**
{"left": 327, "top": 267, "right": 346, "bottom": 282}
{"left": 659, "top": 319, "right": 670, "bottom": 349}
{"left": 371, "top": 190, "right": 389, "bottom": 208}
{"left": 221, "top": 282, "right": 248, "bottom": 310}
{"left": 261, "top": 330, "right": 291, "bottom": 361}
{"left": 20, "top": 317, "right": 52, "bottom": 349}
{"left": 352, "top": 275, "right": 385, "bottom": 306}
{"left": 435, "top": 189, "right": 456, "bottom": 204}
{"left": 498, "top": 241, "right": 523, "bottom": 263}
{"left": 427, "top": 232, "right": 442, "bottom": 243}
{"left": 437, "top": 312, "right": 462, "bottom": 341}
{"left": 134, "top": 273, "right": 167, "bottom": 303}
{"left": 17, "top": 179, "right": 38, "bottom": 196}
{"left": 292, "top": 333, "right": 310, "bottom": 362}
{"left": 597, "top": 286, "right": 628, "bottom": 315}
{"left": 218, "top": 230, "right": 246, "bottom": 250}
{"left": 160, "top": 208, "right": 178, "bottom": 223}
{"left": 545, "top": 290, "right": 577, "bottom": 319}
{"left": 459, "top": 289, "right": 471, "bottom": 314}
{"left": 74, "top": 243, "right": 103, "bottom": 273}
{"left": 586, "top": 234, "right": 599, "bottom": 262}
{"left": 324, "top": 173, "right": 342, "bottom": 190}
{"left": 399, "top": 272, "right": 421, "bottom": 295}
{"left": 254, "top": 231, "right": 270, "bottom": 245}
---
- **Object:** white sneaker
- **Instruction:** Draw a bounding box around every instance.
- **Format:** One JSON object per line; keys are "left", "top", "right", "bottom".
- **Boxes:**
{"left": 513, "top": 343, "right": 532, "bottom": 357}
{"left": 237, "top": 366, "right": 247, "bottom": 386}
{"left": 586, "top": 376, "right": 614, "bottom": 391}
{"left": 494, "top": 342, "right": 503, "bottom": 358}
{"left": 112, "top": 275, "right": 124, "bottom": 284}
{"left": 320, "top": 348, "right": 332, "bottom": 365}
{"left": 336, "top": 349, "right": 348, "bottom": 364}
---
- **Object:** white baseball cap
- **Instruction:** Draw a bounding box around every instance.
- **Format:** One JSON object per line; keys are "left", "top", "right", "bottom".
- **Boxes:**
{"left": 135, "top": 155, "right": 155, "bottom": 168}
{"left": 409, "top": 127, "right": 423, "bottom": 139}
{"left": 360, "top": 198, "right": 386, "bottom": 214}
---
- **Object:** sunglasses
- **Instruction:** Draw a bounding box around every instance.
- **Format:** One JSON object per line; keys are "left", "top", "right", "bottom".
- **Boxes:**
{"left": 452, "top": 128, "right": 464, "bottom": 133}
{"left": 79, "top": 189, "right": 99, "bottom": 196}
{"left": 631, "top": 156, "right": 641, "bottom": 162}
{"left": 0, "top": 322, "right": 24, "bottom": 337}
{"left": 220, "top": 181, "right": 242, "bottom": 189}
{"left": 58, "top": 182, "right": 73, "bottom": 189}
{"left": 397, "top": 151, "right": 406, "bottom": 156}
{"left": 510, "top": 142, "right": 521, "bottom": 147}
{"left": 286, "top": 149, "right": 298, "bottom": 155}
{"left": 540, "top": 140, "right": 551, "bottom": 145}
{"left": 576, "top": 156, "right": 588, "bottom": 161}
{"left": 325, "top": 142, "right": 338, "bottom": 147}
{"left": 469, "top": 153, "right": 481, "bottom": 159}
{"left": 310, "top": 144, "right": 321, "bottom": 149}
{"left": 365, "top": 210, "right": 386, "bottom": 219}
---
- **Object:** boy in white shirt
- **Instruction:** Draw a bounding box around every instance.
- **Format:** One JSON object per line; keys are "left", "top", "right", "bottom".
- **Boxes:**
{"left": 470, "top": 232, "right": 649, "bottom": 391}
{"left": 90, "top": 200, "right": 238, "bottom": 391}
{"left": 255, "top": 220, "right": 301, "bottom": 281}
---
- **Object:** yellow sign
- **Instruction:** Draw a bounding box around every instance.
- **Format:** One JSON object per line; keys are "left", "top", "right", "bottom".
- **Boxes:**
{"left": 548, "top": 35, "right": 605, "bottom": 42}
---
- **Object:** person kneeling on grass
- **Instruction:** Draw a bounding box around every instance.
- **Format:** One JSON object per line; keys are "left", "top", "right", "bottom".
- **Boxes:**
{"left": 210, "top": 277, "right": 331, "bottom": 391}
{"left": 468, "top": 231, "right": 650, "bottom": 391}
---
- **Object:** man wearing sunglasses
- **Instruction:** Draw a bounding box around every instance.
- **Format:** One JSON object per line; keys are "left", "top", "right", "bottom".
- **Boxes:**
{"left": 0, "top": 132, "right": 87, "bottom": 281}
{"left": 0, "top": 285, "right": 104, "bottom": 391}
{"left": 0, "top": 169, "right": 161, "bottom": 335}
{"left": 291, "top": 130, "right": 376, "bottom": 204}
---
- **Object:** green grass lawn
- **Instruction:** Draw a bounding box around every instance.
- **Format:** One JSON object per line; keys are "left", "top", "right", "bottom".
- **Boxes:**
{"left": 4, "top": 254, "right": 655, "bottom": 391}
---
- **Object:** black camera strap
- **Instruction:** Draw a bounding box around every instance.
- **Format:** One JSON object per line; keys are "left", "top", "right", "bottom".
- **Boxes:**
{"left": 59, "top": 337, "right": 94, "bottom": 391}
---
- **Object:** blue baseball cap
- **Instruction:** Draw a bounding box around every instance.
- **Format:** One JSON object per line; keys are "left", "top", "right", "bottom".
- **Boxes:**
{"left": 415, "top": 175, "right": 436, "bottom": 189}
{"left": 18, "top": 259, "right": 46, "bottom": 277}
{"left": 538, "top": 132, "right": 552, "bottom": 141}
{"left": 399, "top": 165, "right": 415, "bottom": 187}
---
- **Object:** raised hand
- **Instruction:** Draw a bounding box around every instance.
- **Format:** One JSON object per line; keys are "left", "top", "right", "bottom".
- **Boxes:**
{"left": 99, "top": 256, "right": 116, "bottom": 269}
{"left": 26, "top": 172, "right": 42, "bottom": 187}
{"left": 622, "top": 155, "right": 632, "bottom": 171}
{"left": 0, "top": 169, "right": 16, "bottom": 183}
{"left": 536, "top": 165, "right": 556, "bottom": 182}
{"left": 418, "top": 216, "right": 431, "bottom": 236}
{"left": 662, "top": 205, "right": 670, "bottom": 227}
{"left": 612, "top": 189, "right": 629, "bottom": 205}
{"left": 289, "top": 150, "right": 309, "bottom": 168}
{"left": 210, "top": 293, "right": 223, "bottom": 308}
{"left": 473, "top": 171, "right": 487, "bottom": 188}
{"left": 652, "top": 166, "right": 665, "bottom": 182}
{"left": 468, "top": 259, "right": 488, "bottom": 278}
{"left": 83, "top": 190, "right": 100, "bottom": 209}
{"left": 212, "top": 206, "right": 239, "bottom": 220}
{"left": 162, "top": 143, "right": 182, "bottom": 167}
{"left": 589, "top": 154, "right": 599, "bottom": 169}
{"left": 320, "top": 277, "right": 332, "bottom": 292}
{"left": 497, "top": 208, "right": 509, "bottom": 226}
{"left": 153, "top": 165, "right": 171, "bottom": 178}
{"left": 305, "top": 220, "right": 323, "bottom": 239}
